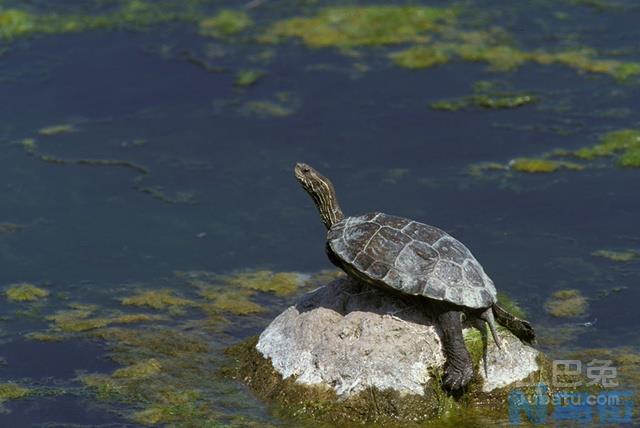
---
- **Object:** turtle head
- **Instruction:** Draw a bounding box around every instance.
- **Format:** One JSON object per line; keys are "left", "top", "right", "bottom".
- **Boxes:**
{"left": 295, "top": 163, "right": 345, "bottom": 230}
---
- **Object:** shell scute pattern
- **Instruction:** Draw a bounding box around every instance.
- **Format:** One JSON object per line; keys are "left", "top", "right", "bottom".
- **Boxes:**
{"left": 353, "top": 252, "right": 376, "bottom": 271}
{"left": 375, "top": 213, "right": 411, "bottom": 230}
{"left": 394, "top": 241, "right": 438, "bottom": 276}
{"left": 328, "top": 213, "right": 497, "bottom": 308}
{"left": 402, "top": 221, "right": 446, "bottom": 245}
{"left": 382, "top": 268, "right": 411, "bottom": 293}
{"left": 368, "top": 261, "right": 391, "bottom": 279}
{"left": 425, "top": 278, "right": 447, "bottom": 299}
{"left": 331, "top": 237, "right": 359, "bottom": 263}
{"left": 364, "top": 227, "right": 411, "bottom": 261}
{"left": 433, "top": 260, "right": 464, "bottom": 287}
{"left": 344, "top": 221, "right": 380, "bottom": 248}
{"left": 462, "top": 260, "right": 484, "bottom": 288}
{"left": 479, "top": 288, "right": 494, "bottom": 303}
{"left": 433, "top": 236, "right": 472, "bottom": 265}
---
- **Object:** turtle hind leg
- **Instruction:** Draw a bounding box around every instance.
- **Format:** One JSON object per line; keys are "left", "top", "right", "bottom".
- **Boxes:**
{"left": 479, "top": 307, "right": 502, "bottom": 349}
{"left": 437, "top": 308, "right": 474, "bottom": 392}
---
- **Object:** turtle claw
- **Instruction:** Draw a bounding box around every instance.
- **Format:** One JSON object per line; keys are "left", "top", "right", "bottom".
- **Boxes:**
{"left": 442, "top": 361, "right": 474, "bottom": 392}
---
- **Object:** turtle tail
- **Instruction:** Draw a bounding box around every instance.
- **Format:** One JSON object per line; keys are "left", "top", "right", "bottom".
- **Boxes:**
{"left": 492, "top": 303, "right": 536, "bottom": 345}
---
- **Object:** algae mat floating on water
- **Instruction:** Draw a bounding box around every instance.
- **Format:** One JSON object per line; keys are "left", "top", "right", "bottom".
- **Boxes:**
{"left": 4, "top": 283, "right": 48, "bottom": 302}
{"left": 4, "top": 269, "right": 321, "bottom": 426}
{"left": 469, "top": 128, "right": 640, "bottom": 176}
{"left": 261, "top": 6, "right": 457, "bottom": 48}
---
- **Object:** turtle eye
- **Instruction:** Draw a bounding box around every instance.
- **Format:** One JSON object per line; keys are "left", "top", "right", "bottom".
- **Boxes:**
{"left": 302, "top": 167, "right": 310, "bottom": 173}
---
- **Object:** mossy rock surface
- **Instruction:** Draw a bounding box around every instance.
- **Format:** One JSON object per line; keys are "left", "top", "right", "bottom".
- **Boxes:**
{"left": 225, "top": 278, "right": 546, "bottom": 425}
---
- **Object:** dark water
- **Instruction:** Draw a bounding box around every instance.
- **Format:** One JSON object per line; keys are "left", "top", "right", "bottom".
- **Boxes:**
{"left": 0, "top": 0, "right": 639, "bottom": 426}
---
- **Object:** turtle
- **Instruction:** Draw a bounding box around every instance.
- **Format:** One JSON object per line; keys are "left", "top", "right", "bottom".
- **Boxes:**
{"left": 294, "top": 162, "right": 535, "bottom": 391}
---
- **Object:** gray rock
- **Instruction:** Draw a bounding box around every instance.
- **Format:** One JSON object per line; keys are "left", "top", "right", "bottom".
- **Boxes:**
{"left": 256, "top": 277, "right": 539, "bottom": 398}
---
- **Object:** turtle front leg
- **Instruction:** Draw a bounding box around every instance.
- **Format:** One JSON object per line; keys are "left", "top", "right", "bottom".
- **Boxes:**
{"left": 437, "top": 309, "right": 474, "bottom": 391}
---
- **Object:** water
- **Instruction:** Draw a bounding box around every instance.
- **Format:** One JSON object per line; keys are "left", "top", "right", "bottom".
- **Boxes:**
{"left": 0, "top": 0, "right": 639, "bottom": 426}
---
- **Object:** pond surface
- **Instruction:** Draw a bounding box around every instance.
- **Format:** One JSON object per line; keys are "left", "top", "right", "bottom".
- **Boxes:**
{"left": 0, "top": 0, "right": 639, "bottom": 426}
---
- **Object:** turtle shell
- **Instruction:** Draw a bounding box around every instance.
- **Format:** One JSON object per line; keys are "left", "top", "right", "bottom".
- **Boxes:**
{"left": 327, "top": 212, "right": 497, "bottom": 309}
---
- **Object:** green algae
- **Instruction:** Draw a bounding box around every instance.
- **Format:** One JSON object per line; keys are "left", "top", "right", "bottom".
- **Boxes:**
{"left": 200, "top": 290, "right": 266, "bottom": 316}
{"left": 38, "top": 124, "right": 75, "bottom": 136}
{"left": 473, "top": 127, "right": 640, "bottom": 176}
{"left": 22, "top": 137, "right": 149, "bottom": 174}
{"left": 618, "top": 148, "right": 640, "bottom": 168}
{"left": 509, "top": 158, "right": 584, "bottom": 173}
{"left": 562, "top": 129, "right": 640, "bottom": 168}
{"left": 544, "top": 289, "right": 588, "bottom": 318}
{"left": 130, "top": 390, "right": 213, "bottom": 426}
{"left": 537, "top": 325, "right": 583, "bottom": 349}
{"left": 592, "top": 249, "right": 639, "bottom": 262}
{"left": 574, "top": 129, "right": 640, "bottom": 160}
{"left": 23, "top": 0, "right": 254, "bottom": 39}
{"left": 430, "top": 99, "right": 469, "bottom": 112}
{"left": 455, "top": 42, "right": 640, "bottom": 79}
{"left": 263, "top": 6, "right": 456, "bottom": 48}
{"left": 0, "top": 1, "right": 194, "bottom": 41}
{"left": 240, "top": 99, "right": 295, "bottom": 118}
{"left": 306, "top": 269, "right": 346, "bottom": 286}
{"left": 79, "top": 326, "right": 237, "bottom": 426}
{"left": 48, "top": 304, "right": 165, "bottom": 333}
{"left": 3, "top": 2, "right": 639, "bottom": 90}
{"left": 113, "top": 358, "right": 162, "bottom": 379}
{"left": 103, "top": 328, "right": 209, "bottom": 360}
{"left": 0, "top": 383, "right": 30, "bottom": 403}
{"left": 0, "top": 9, "right": 35, "bottom": 40}
{"left": 2, "top": 0, "right": 278, "bottom": 58}
{"left": 189, "top": 270, "right": 302, "bottom": 315}
{"left": 431, "top": 80, "right": 537, "bottom": 111}
{"left": 26, "top": 331, "right": 66, "bottom": 342}
{"left": 391, "top": 30, "right": 640, "bottom": 79}
{"left": 121, "top": 289, "right": 195, "bottom": 313}
{"left": 390, "top": 45, "right": 448, "bottom": 69}
{"left": 199, "top": 10, "right": 252, "bottom": 38}
{"left": 473, "top": 94, "right": 537, "bottom": 109}
{"left": 614, "top": 62, "right": 640, "bottom": 81}
{"left": 463, "top": 328, "right": 486, "bottom": 368}
{"left": 20, "top": 138, "right": 37, "bottom": 153}
{"left": 458, "top": 44, "right": 529, "bottom": 72}
{"left": 235, "top": 69, "right": 265, "bottom": 87}
{"left": 432, "top": 93, "right": 536, "bottom": 111}
{"left": 5, "top": 283, "right": 48, "bottom": 302}
{"left": 221, "top": 270, "right": 302, "bottom": 296}
{"left": 176, "top": 269, "right": 308, "bottom": 320}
